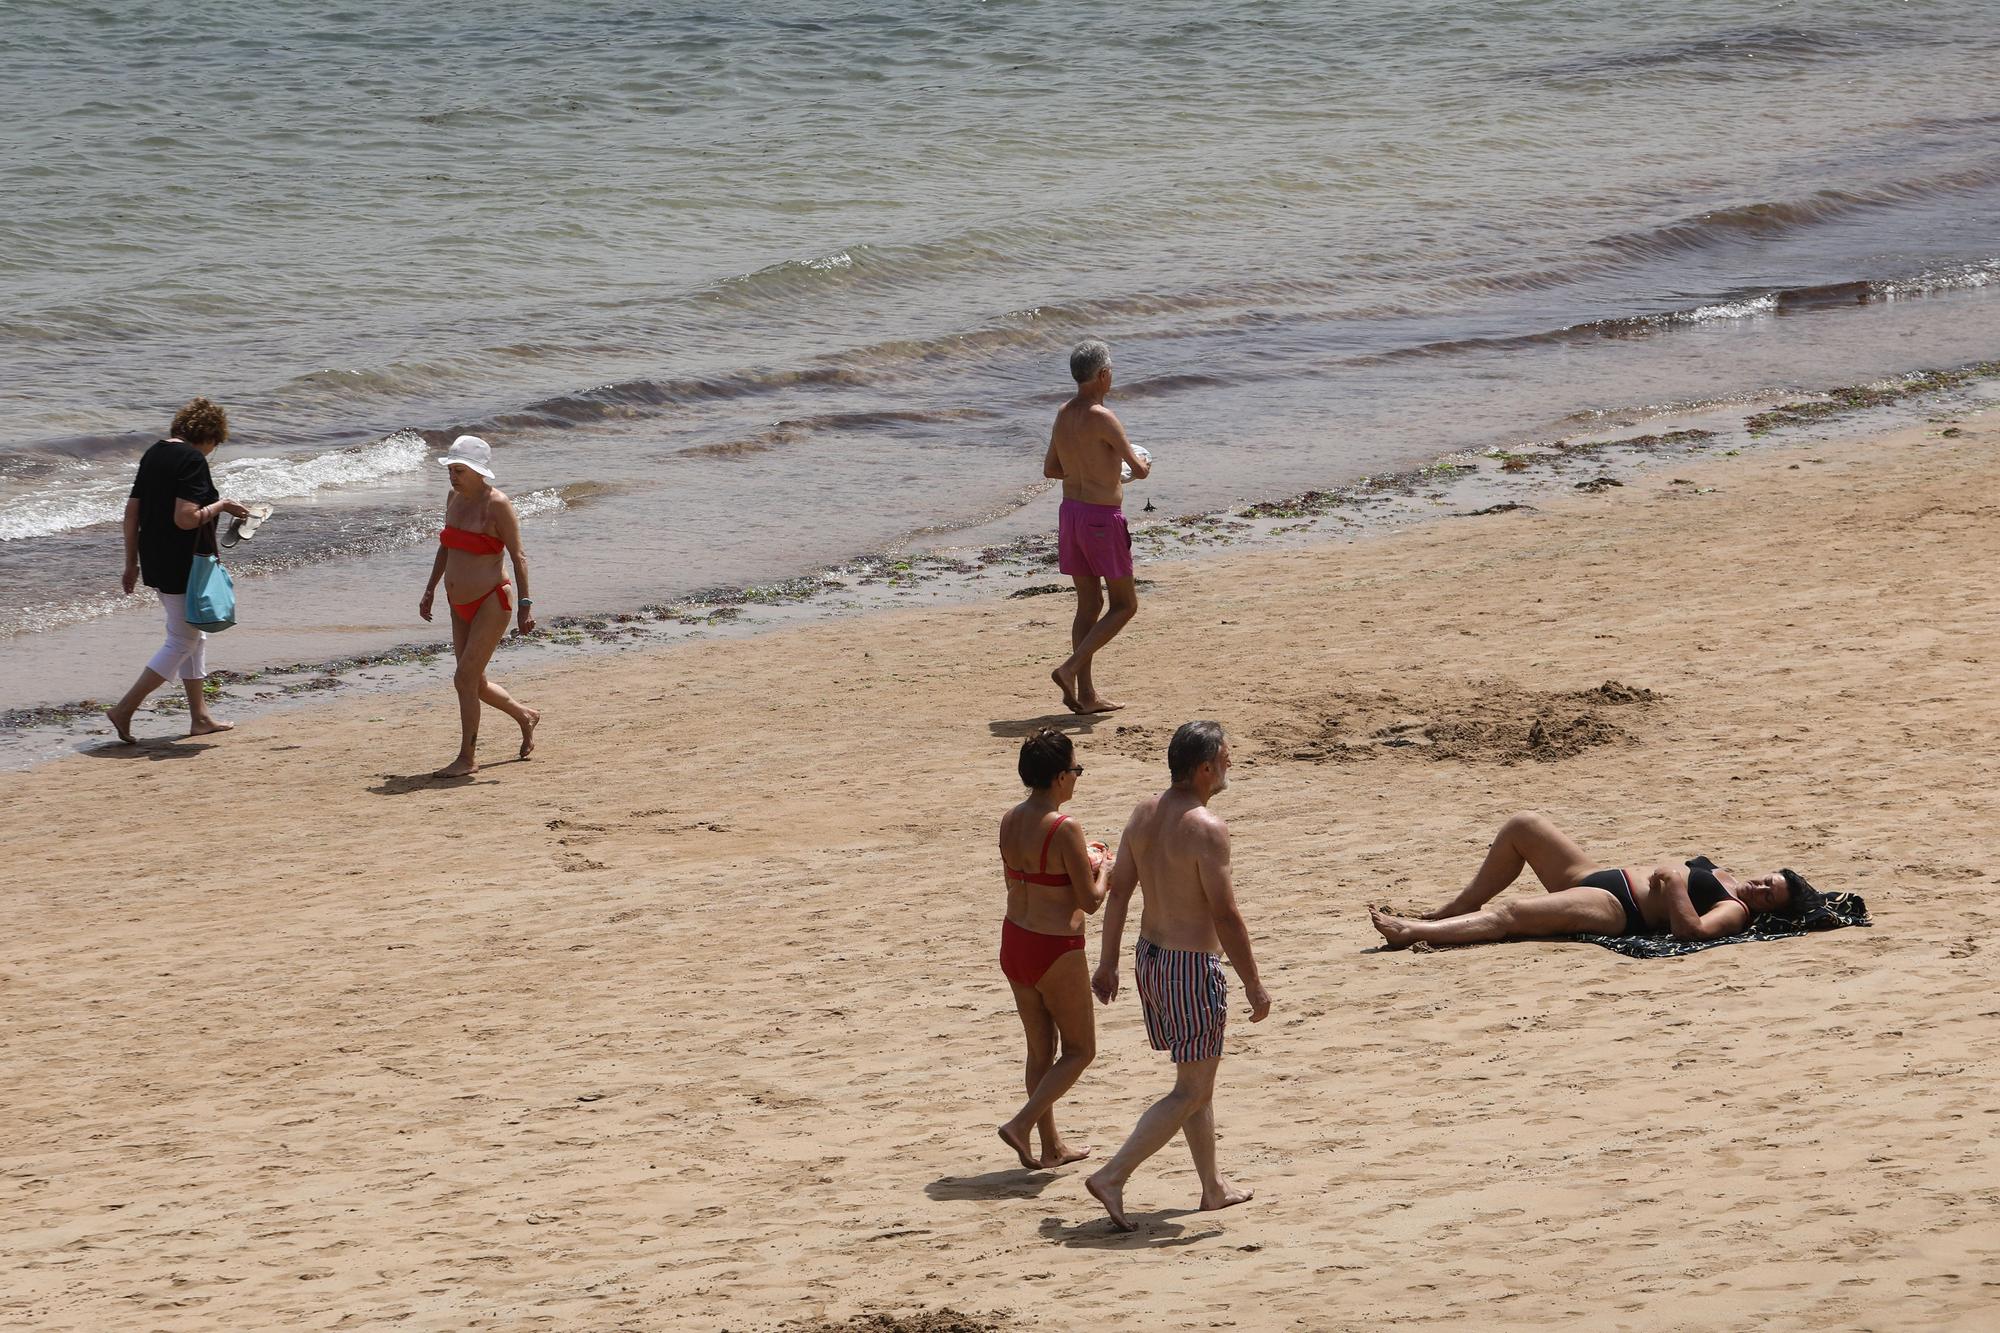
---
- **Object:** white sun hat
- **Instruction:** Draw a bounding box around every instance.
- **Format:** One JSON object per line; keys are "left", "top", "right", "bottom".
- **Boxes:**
{"left": 439, "top": 434, "right": 496, "bottom": 478}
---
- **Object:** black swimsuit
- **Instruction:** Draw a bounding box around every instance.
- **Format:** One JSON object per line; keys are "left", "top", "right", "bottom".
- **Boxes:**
{"left": 1577, "top": 857, "right": 1740, "bottom": 937}
{"left": 1685, "top": 856, "right": 1740, "bottom": 914}
{"left": 1575, "top": 868, "right": 1645, "bottom": 935}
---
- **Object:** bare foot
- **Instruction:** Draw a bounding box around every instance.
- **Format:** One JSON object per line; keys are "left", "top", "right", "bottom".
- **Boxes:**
{"left": 188, "top": 718, "right": 235, "bottom": 737}
{"left": 1086, "top": 1171, "right": 1135, "bottom": 1232}
{"left": 1199, "top": 1181, "right": 1255, "bottom": 1213}
{"left": 997, "top": 1122, "right": 1040, "bottom": 1171}
{"left": 1076, "top": 695, "right": 1124, "bottom": 715}
{"left": 517, "top": 708, "right": 540, "bottom": 760}
{"left": 1051, "top": 666, "right": 1082, "bottom": 714}
{"left": 104, "top": 708, "right": 136, "bottom": 745}
{"left": 435, "top": 756, "right": 479, "bottom": 779}
{"left": 1040, "top": 1142, "right": 1092, "bottom": 1168}
{"left": 1368, "top": 905, "right": 1417, "bottom": 950}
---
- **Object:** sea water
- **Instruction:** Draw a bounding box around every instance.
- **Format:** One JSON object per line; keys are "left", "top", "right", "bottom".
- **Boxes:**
{"left": 4, "top": 0, "right": 1999, "bottom": 707}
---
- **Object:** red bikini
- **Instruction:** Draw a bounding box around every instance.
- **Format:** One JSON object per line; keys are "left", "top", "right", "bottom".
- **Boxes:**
{"left": 439, "top": 525, "right": 511, "bottom": 622}
{"left": 440, "top": 524, "right": 505, "bottom": 556}
{"left": 999, "top": 814, "right": 1086, "bottom": 987}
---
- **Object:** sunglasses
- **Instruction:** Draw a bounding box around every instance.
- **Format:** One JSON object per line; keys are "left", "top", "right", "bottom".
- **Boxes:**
{"left": 1065, "top": 764, "right": 1085, "bottom": 776}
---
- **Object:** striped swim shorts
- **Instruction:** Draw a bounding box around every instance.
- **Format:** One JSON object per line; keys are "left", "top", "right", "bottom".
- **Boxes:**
{"left": 1135, "top": 937, "right": 1228, "bottom": 1064}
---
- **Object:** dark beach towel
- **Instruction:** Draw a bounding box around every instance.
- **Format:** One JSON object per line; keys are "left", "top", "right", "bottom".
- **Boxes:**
{"left": 1562, "top": 891, "right": 1870, "bottom": 959}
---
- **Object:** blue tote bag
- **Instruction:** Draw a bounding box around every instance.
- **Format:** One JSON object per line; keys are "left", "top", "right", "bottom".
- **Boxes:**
{"left": 184, "top": 554, "right": 237, "bottom": 632}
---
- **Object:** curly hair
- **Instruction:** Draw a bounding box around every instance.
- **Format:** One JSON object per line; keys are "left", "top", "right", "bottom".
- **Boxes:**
{"left": 171, "top": 397, "right": 229, "bottom": 447}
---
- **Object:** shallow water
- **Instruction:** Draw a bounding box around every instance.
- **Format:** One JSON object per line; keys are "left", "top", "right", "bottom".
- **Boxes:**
{"left": 4, "top": 0, "right": 2000, "bottom": 705}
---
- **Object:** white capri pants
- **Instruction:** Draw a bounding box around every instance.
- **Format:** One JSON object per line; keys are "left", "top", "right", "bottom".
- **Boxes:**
{"left": 146, "top": 591, "right": 208, "bottom": 681}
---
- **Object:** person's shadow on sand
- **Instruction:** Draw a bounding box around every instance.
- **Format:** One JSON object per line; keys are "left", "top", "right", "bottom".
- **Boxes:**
{"left": 1036, "top": 1213, "right": 1216, "bottom": 1249}
{"left": 368, "top": 757, "right": 529, "bottom": 795}
{"left": 82, "top": 738, "right": 215, "bottom": 761}
{"left": 368, "top": 772, "right": 478, "bottom": 795}
{"left": 988, "top": 715, "right": 1103, "bottom": 740}
{"left": 926, "top": 1169, "right": 1066, "bottom": 1203}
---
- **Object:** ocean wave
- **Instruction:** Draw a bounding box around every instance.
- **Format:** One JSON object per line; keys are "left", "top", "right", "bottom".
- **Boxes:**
{"left": 1522, "top": 23, "right": 1906, "bottom": 83}
{"left": 1877, "top": 260, "right": 2000, "bottom": 298}
{"left": 1115, "top": 371, "right": 1235, "bottom": 399}
{"left": 699, "top": 238, "right": 1013, "bottom": 311}
{"left": 468, "top": 243, "right": 2000, "bottom": 446}
{"left": 669, "top": 407, "right": 998, "bottom": 461}
{"left": 514, "top": 486, "right": 569, "bottom": 519}
{"left": 0, "top": 482, "right": 578, "bottom": 638}
{"left": 0, "top": 431, "right": 433, "bottom": 543}
{"left": 1598, "top": 164, "right": 2000, "bottom": 260}
{"left": 459, "top": 367, "right": 877, "bottom": 435}
{"left": 215, "top": 431, "right": 430, "bottom": 501}
{"left": 1361, "top": 266, "right": 2000, "bottom": 364}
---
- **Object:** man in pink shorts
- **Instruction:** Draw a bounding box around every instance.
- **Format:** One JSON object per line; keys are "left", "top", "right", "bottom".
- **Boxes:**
{"left": 1042, "top": 339, "right": 1151, "bottom": 714}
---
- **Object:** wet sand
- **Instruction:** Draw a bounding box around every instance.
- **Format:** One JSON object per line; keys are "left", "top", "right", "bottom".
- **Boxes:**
{"left": 5, "top": 409, "right": 1998, "bottom": 1330}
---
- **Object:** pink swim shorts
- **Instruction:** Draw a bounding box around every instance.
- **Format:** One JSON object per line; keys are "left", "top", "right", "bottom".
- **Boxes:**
{"left": 1057, "top": 499, "right": 1134, "bottom": 581}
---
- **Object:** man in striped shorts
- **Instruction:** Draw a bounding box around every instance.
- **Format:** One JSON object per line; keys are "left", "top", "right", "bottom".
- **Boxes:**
{"left": 1086, "top": 721, "right": 1272, "bottom": 1232}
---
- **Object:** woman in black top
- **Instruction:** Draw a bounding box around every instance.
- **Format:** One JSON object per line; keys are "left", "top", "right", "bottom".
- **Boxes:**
{"left": 1367, "top": 811, "right": 1824, "bottom": 949}
{"left": 106, "top": 397, "right": 250, "bottom": 743}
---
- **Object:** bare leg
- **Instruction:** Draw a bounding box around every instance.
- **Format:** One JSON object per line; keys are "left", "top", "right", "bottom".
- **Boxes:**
{"left": 184, "top": 677, "right": 233, "bottom": 736}
{"left": 1054, "top": 577, "right": 1137, "bottom": 714}
{"left": 478, "top": 679, "right": 539, "bottom": 759}
{"left": 999, "top": 983, "right": 1057, "bottom": 1169}
{"left": 998, "top": 953, "right": 1096, "bottom": 1168}
{"left": 106, "top": 667, "right": 167, "bottom": 743}
{"left": 1052, "top": 577, "right": 1102, "bottom": 713}
{"left": 1372, "top": 887, "right": 1625, "bottom": 949}
{"left": 436, "top": 597, "right": 510, "bottom": 778}
{"left": 1184, "top": 1100, "right": 1252, "bottom": 1212}
{"left": 1424, "top": 812, "right": 1597, "bottom": 918}
{"left": 1086, "top": 1057, "right": 1220, "bottom": 1231}
{"left": 1071, "top": 577, "right": 1102, "bottom": 706}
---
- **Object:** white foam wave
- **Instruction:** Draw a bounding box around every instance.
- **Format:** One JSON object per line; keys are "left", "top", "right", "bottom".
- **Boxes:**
{"left": 1879, "top": 259, "right": 2000, "bottom": 298}
{"left": 0, "top": 431, "right": 432, "bottom": 543}
{"left": 215, "top": 431, "right": 430, "bottom": 502}
{"left": 514, "top": 487, "right": 567, "bottom": 519}
{"left": 1679, "top": 294, "right": 1779, "bottom": 323}
{"left": 0, "top": 590, "right": 129, "bottom": 639}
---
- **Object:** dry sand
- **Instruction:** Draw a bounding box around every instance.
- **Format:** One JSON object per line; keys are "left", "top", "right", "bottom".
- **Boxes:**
{"left": 6, "top": 412, "right": 1999, "bottom": 1331}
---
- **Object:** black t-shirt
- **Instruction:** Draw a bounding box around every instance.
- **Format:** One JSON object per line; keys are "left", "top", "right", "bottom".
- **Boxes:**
{"left": 130, "top": 439, "right": 219, "bottom": 594}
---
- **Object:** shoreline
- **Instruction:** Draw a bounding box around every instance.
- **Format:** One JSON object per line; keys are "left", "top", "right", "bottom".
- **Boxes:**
{"left": 6, "top": 398, "right": 1998, "bottom": 1329}
{"left": 5, "top": 354, "right": 1996, "bottom": 769}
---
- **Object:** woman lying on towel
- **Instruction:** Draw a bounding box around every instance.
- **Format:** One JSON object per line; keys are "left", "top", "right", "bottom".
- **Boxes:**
{"left": 1368, "top": 811, "right": 1829, "bottom": 950}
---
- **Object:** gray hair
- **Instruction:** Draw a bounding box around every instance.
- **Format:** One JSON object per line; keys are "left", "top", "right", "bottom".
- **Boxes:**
{"left": 1069, "top": 339, "right": 1111, "bottom": 384}
{"left": 1168, "top": 720, "right": 1226, "bottom": 783}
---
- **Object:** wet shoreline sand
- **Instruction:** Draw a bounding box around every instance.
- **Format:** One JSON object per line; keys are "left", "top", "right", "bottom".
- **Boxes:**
{"left": 6, "top": 407, "right": 1999, "bottom": 1329}
{"left": 8, "top": 355, "right": 1998, "bottom": 767}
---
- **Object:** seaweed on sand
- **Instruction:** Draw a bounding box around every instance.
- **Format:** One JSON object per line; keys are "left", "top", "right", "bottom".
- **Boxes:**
{"left": 1745, "top": 361, "right": 2000, "bottom": 436}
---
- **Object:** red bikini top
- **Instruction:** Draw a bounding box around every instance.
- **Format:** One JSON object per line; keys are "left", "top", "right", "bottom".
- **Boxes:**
{"left": 440, "top": 524, "right": 505, "bottom": 556}
{"left": 1005, "top": 814, "right": 1072, "bottom": 887}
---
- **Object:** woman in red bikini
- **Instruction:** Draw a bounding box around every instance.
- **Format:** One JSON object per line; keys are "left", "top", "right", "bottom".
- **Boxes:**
{"left": 418, "top": 435, "right": 539, "bottom": 777}
{"left": 996, "top": 728, "right": 1111, "bottom": 1171}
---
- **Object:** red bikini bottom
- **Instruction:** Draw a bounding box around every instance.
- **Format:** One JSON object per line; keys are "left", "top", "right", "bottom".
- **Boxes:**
{"left": 1000, "top": 918, "right": 1085, "bottom": 988}
{"left": 452, "top": 579, "right": 511, "bottom": 622}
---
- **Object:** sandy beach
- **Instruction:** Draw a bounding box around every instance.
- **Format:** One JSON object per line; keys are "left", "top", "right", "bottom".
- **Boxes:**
{"left": 6, "top": 409, "right": 1999, "bottom": 1331}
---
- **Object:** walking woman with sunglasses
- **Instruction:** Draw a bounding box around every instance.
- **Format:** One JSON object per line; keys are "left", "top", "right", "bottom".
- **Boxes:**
{"left": 418, "top": 435, "right": 539, "bottom": 777}
{"left": 995, "top": 728, "right": 1112, "bottom": 1170}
